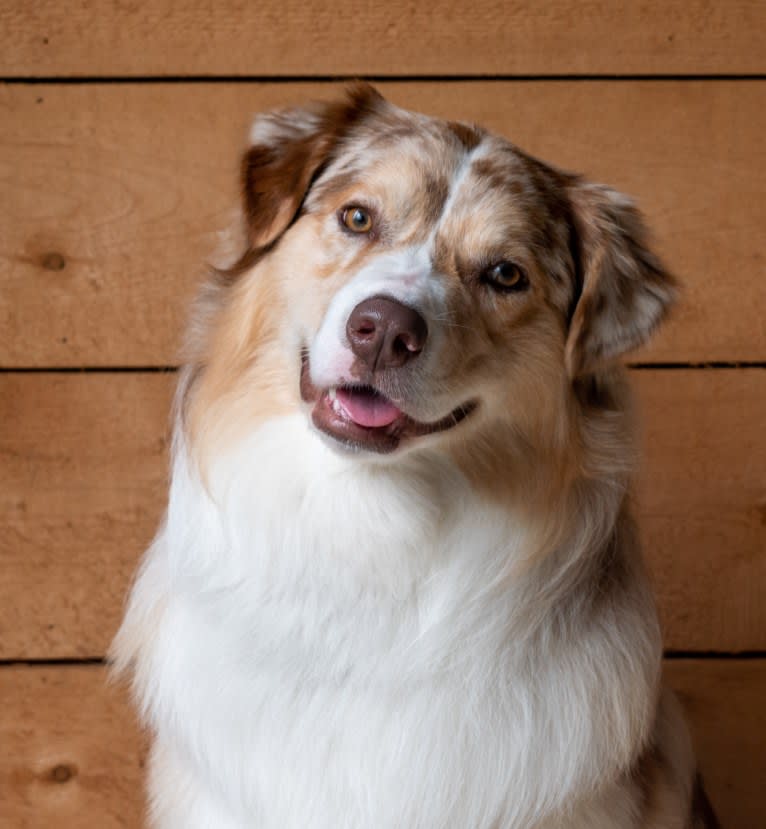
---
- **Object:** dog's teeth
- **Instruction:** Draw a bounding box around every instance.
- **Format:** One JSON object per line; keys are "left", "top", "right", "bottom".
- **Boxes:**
{"left": 327, "top": 386, "right": 341, "bottom": 414}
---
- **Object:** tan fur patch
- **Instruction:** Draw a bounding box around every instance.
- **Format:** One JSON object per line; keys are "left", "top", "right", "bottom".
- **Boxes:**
{"left": 184, "top": 262, "right": 294, "bottom": 471}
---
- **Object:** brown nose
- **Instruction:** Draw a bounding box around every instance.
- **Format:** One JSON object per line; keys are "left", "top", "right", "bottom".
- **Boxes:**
{"left": 346, "top": 296, "right": 428, "bottom": 372}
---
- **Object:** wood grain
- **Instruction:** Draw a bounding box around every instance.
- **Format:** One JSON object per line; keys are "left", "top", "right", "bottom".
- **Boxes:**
{"left": 1, "top": 1, "right": 765, "bottom": 77}
{"left": 2, "top": 9, "right": 761, "bottom": 829}
{"left": 0, "top": 661, "right": 763, "bottom": 828}
{"left": 0, "top": 665, "right": 148, "bottom": 829}
{"left": 1, "top": 370, "right": 764, "bottom": 659}
{"left": 663, "top": 660, "right": 766, "bottom": 829}
{"left": 637, "top": 369, "right": 766, "bottom": 652}
{"left": 0, "top": 373, "right": 173, "bottom": 659}
{"left": 2, "top": 81, "right": 766, "bottom": 366}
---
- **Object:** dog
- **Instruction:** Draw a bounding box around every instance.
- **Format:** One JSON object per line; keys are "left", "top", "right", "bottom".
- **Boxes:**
{"left": 113, "top": 84, "right": 719, "bottom": 828}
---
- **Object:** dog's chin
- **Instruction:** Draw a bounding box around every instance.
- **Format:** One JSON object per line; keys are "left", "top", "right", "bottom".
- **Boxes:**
{"left": 299, "top": 354, "right": 476, "bottom": 455}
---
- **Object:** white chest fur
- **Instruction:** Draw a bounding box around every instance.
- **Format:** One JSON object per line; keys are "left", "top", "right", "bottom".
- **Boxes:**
{"left": 122, "top": 417, "right": 660, "bottom": 829}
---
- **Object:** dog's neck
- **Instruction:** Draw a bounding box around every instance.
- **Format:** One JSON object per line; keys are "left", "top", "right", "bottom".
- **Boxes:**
{"left": 172, "top": 410, "right": 629, "bottom": 622}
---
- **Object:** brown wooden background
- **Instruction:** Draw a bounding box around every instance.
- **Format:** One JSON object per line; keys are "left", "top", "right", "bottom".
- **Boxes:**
{"left": 1, "top": 2, "right": 765, "bottom": 827}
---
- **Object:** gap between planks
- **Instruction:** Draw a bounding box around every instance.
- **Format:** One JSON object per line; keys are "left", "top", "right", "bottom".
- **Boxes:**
{"left": 4, "top": 653, "right": 766, "bottom": 667}
{"left": 1, "top": 364, "right": 766, "bottom": 374}
{"left": 3, "top": 75, "right": 766, "bottom": 85}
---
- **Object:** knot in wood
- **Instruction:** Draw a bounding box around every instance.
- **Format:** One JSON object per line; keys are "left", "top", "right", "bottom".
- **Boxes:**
{"left": 41, "top": 252, "right": 66, "bottom": 271}
{"left": 50, "top": 763, "right": 74, "bottom": 783}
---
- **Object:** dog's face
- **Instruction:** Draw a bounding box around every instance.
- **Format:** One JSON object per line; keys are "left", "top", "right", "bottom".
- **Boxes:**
{"left": 188, "top": 85, "right": 675, "bottom": 465}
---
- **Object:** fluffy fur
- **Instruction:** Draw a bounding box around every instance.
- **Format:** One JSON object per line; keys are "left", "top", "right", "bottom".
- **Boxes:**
{"left": 113, "top": 84, "right": 716, "bottom": 828}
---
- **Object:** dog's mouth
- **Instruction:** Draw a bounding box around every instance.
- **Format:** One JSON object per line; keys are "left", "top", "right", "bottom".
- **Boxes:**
{"left": 300, "top": 354, "right": 476, "bottom": 454}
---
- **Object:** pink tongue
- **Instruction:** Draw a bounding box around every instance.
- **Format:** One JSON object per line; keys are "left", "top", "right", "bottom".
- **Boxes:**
{"left": 335, "top": 387, "right": 402, "bottom": 428}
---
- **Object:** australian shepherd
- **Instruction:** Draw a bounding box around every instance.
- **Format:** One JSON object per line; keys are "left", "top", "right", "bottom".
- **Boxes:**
{"left": 113, "top": 84, "right": 718, "bottom": 828}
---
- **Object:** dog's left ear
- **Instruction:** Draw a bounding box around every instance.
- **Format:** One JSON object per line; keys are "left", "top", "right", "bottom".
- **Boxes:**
{"left": 240, "top": 83, "right": 385, "bottom": 250}
{"left": 565, "top": 182, "right": 677, "bottom": 378}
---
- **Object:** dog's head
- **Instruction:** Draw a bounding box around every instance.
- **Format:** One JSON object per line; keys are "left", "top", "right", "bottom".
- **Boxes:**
{"left": 186, "top": 84, "right": 675, "bottom": 471}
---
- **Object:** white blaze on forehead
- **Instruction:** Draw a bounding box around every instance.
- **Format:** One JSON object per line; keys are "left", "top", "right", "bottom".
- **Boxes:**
{"left": 309, "top": 245, "right": 448, "bottom": 389}
{"left": 428, "top": 139, "right": 486, "bottom": 245}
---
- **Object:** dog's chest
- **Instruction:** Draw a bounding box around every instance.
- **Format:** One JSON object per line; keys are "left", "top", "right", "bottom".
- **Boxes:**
{"left": 150, "top": 458, "right": 539, "bottom": 825}
{"left": 155, "top": 559, "right": 527, "bottom": 828}
{"left": 142, "top": 427, "right": 650, "bottom": 827}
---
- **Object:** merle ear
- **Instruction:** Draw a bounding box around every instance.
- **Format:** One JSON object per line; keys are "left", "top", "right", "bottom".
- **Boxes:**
{"left": 565, "top": 182, "right": 677, "bottom": 378}
{"left": 240, "top": 83, "right": 385, "bottom": 250}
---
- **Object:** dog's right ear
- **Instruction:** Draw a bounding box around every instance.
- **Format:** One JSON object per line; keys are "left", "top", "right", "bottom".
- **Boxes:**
{"left": 240, "top": 83, "right": 384, "bottom": 250}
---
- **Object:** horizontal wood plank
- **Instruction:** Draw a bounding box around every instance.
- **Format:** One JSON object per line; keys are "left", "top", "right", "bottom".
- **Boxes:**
{"left": 0, "top": 373, "right": 173, "bottom": 659}
{"left": 663, "top": 660, "right": 766, "bottom": 829}
{"left": 0, "top": 661, "right": 763, "bottom": 828}
{"left": 1, "top": 1, "right": 765, "bottom": 77}
{"left": 0, "top": 665, "right": 148, "bottom": 829}
{"left": 1, "top": 81, "right": 765, "bottom": 366}
{"left": 636, "top": 370, "right": 766, "bottom": 652}
{"left": 1, "top": 370, "right": 764, "bottom": 658}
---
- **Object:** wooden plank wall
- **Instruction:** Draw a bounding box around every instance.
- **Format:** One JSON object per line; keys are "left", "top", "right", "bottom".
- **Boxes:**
{"left": 1, "top": 3, "right": 764, "bottom": 827}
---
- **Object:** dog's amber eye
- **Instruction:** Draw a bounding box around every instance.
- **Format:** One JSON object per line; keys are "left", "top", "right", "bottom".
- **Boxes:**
{"left": 341, "top": 206, "right": 373, "bottom": 234}
{"left": 483, "top": 261, "right": 528, "bottom": 293}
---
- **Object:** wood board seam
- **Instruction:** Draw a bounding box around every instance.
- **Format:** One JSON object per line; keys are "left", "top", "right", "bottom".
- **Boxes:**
{"left": 4, "top": 653, "right": 766, "bottom": 667}
{"left": 2, "top": 364, "right": 765, "bottom": 374}
{"left": 3, "top": 74, "right": 766, "bottom": 84}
